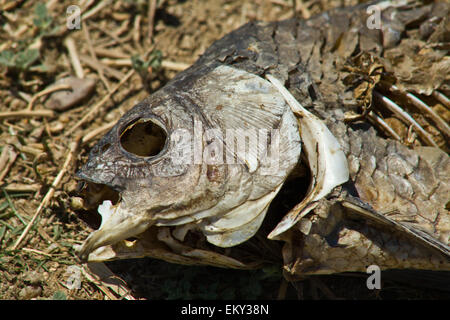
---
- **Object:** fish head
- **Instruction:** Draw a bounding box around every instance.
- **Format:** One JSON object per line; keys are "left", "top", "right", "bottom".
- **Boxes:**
{"left": 76, "top": 89, "right": 216, "bottom": 213}
{"left": 76, "top": 65, "right": 302, "bottom": 264}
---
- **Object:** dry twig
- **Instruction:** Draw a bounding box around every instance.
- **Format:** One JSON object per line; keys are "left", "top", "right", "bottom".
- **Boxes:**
{"left": 82, "top": 22, "right": 112, "bottom": 92}
{"left": 66, "top": 69, "right": 135, "bottom": 136}
{"left": 82, "top": 0, "right": 111, "bottom": 20}
{"left": 82, "top": 122, "right": 116, "bottom": 144}
{"left": 4, "top": 183, "right": 40, "bottom": 193}
{"left": 12, "top": 138, "right": 80, "bottom": 250}
{"left": 94, "top": 47, "right": 128, "bottom": 59}
{"left": 148, "top": 0, "right": 157, "bottom": 43}
{"left": 0, "top": 145, "right": 17, "bottom": 183}
{"left": 0, "top": 110, "right": 55, "bottom": 119}
{"left": 101, "top": 58, "right": 190, "bottom": 71}
{"left": 64, "top": 37, "right": 84, "bottom": 79}
{"left": 133, "top": 15, "right": 143, "bottom": 53}
{"left": 22, "top": 247, "right": 53, "bottom": 257}
{"left": 79, "top": 54, "right": 125, "bottom": 80}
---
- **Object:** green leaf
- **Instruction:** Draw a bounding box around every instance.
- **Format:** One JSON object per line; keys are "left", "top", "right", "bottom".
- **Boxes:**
{"left": 34, "top": 3, "right": 48, "bottom": 19}
{"left": 131, "top": 54, "right": 144, "bottom": 71}
{"left": 148, "top": 50, "right": 163, "bottom": 71}
{"left": 131, "top": 49, "right": 163, "bottom": 77}
{"left": 15, "top": 49, "right": 40, "bottom": 70}
{"left": 33, "top": 3, "right": 53, "bottom": 33}
{"left": 0, "top": 50, "right": 15, "bottom": 67}
{"left": 52, "top": 291, "right": 67, "bottom": 300}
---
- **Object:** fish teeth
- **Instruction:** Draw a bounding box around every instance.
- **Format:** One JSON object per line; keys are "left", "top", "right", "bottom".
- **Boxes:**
{"left": 97, "top": 200, "right": 115, "bottom": 229}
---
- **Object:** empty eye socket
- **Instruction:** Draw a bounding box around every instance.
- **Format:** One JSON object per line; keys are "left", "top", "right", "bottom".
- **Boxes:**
{"left": 120, "top": 118, "right": 167, "bottom": 157}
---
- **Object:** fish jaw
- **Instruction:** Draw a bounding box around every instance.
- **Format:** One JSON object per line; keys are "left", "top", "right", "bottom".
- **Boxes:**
{"left": 77, "top": 200, "right": 154, "bottom": 261}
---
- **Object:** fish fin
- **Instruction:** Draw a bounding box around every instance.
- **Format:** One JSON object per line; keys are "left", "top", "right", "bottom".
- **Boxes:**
{"left": 341, "top": 195, "right": 450, "bottom": 259}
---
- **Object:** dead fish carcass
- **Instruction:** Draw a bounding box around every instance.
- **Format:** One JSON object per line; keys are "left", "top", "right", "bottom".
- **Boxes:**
{"left": 76, "top": 0, "right": 450, "bottom": 276}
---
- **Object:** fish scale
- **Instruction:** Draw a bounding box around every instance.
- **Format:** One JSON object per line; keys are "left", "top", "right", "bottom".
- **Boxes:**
{"left": 76, "top": 0, "right": 450, "bottom": 275}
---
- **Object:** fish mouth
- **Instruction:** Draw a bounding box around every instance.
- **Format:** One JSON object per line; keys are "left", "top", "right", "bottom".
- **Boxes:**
{"left": 75, "top": 181, "right": 173, "bottom": 263}
{"left": 77, "top": 200, "right": 154, "bottom": 262}
{"left": 74, "top": 182, "right": 129, "bottom": 261}
{"left": 74, "top": 181, "right": 286, "bottom": 268}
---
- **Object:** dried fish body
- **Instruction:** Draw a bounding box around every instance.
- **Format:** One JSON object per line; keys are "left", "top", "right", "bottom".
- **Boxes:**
{"left": 76, "top": 0, "right": 450, "bottom": 274}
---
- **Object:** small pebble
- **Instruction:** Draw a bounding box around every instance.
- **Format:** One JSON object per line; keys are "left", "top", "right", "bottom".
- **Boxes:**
{"left": 23, "top": 270, "right": 43, "bottom": 285}
{"left": 18, "top": 285, "right": 42, "bottom": 300}
{"left": 59, "top": 114, "right": 70, "bottom": 123}
{"left": 46, "top": 76, "right": 97, "bottom": 111}
{"left": 70, "top": 196, "right": 85, "bottom": 210}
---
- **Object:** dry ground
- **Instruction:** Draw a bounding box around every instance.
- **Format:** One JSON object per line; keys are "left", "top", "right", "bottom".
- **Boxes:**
{"left": 0, "top": 0, "right": 449, "bottom": 300}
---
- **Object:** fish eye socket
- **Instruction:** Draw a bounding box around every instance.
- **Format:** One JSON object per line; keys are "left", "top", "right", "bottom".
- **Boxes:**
{"left": 119, "top": 118, "right": 167, "bottom": 157}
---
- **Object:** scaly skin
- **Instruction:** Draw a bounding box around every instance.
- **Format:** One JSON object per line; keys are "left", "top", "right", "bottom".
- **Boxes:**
{"left": 283, "top": 114, "right": 450, "bottom": 275}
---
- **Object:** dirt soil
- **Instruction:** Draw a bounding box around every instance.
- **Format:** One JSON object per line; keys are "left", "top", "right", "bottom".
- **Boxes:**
{"left": 0, "top": 0, "right": 449, "bottom": 300}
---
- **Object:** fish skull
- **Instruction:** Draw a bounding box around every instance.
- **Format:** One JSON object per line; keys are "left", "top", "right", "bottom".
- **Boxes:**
{"left": 76, "top": 65, "right": 302, "bottom": 264}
